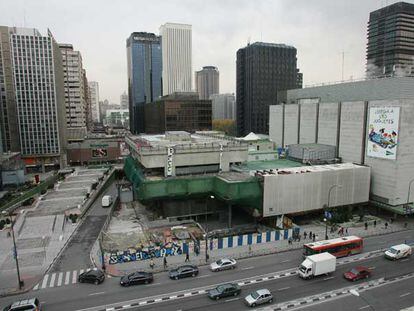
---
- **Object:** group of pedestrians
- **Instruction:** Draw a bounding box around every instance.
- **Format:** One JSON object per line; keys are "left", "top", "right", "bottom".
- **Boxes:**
{"left": 303, "top": 231, "right": 316, "bottom": 242}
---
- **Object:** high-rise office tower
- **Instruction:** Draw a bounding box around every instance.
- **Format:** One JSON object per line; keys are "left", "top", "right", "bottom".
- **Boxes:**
{"left": 89, "top": 81, "right": 100, "bottom": 123}
{"left": 127, "top": 32, "right": 162, "bottom": 134}
{"left": 366, "top": 2, "right": 414, "bottom": 77}
{"left": 120, "top": 91, "right": 128, "bottom": 109}
{"left": 0, "top": 26, "right": 67, "bottom": 169}
{"left": 195, "top": 66, "right": 219, "bottom": 100}
{"left": 210, "top": 93, "right": 236, "bottom": 120}
{"left": 82, "top": 69, "right": 92, "bottom": 130}
{"left": 159, "top": 23, "right": 192, "bottom": 95}
{"left": 59, "top": 44, "right": 88, "bottom": 132}
{"left": 236, "top": 42, "right": 302, "bottom": 136}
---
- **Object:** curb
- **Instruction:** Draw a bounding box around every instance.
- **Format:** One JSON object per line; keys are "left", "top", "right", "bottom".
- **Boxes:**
{"left": 100, "top": 227, "right": 411, "bottom": 277}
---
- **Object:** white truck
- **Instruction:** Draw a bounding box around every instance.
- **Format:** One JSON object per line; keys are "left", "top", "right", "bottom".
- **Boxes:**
{"left": 101, "top": 195, "right": 113, "bottom": 208}
{"left": 298, "top": 252, "right": 336, "bottom": 279}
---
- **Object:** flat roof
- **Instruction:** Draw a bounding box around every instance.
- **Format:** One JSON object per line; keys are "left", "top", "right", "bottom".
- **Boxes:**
{"left": 238, "top": 159, "right": 303, "bottom": 171}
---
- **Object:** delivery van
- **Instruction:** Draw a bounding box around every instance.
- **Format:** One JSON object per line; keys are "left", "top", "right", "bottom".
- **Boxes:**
{"left": 384, "top": 244, "right": 412, "bottom": 260}
{"left": 101, "top": 195, "right": 113, "bottom": 208}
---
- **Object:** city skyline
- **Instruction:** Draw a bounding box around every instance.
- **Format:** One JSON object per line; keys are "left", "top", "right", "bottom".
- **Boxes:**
{"left": 1, "top": 0, "right": 412, "bottom": 103}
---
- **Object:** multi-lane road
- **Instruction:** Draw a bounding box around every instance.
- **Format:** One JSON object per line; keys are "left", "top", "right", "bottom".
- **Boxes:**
{"left": 0, "top": 229, "right": 413, "bottom": 311}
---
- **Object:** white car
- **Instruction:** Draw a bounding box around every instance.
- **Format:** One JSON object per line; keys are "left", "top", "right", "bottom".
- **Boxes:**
{"left": 244, "top": 289, "right": 273, "bottom": 307}
{"left": 210, "top": 258, "right": 237, "bottom": 272}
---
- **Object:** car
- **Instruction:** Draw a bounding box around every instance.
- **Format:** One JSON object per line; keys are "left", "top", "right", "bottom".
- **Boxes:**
{"left": 207, "top": 283, "right": 241, "bottom": 300}
{"left": 169, "top": 265, "right": 199, "bottom": 280}
{"left": 244, "top": 289, "right": 273, "bottom": 307}
{"left": 210, "top": 258, "right": 237, "bottom": 272}
{"left": 3, "top": 298, "right": 41, "bottom": 311}
{"left": 78, "top": 269, "right": 105, "bottom": 285}
{"left": 384, "top": 244, "right": 412, "bottom": 260}
{"left": 120, "top": 271, "right": 153, "bottom": 286}
{"left": 343, "top": 266, "right": 371, "bottom": 281}
{"left": 101, "top": 195, "right": 113, "bottom": 207}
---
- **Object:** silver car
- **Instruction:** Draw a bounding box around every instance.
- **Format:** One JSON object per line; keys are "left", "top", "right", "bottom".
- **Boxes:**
{"left": 244, "top": 289, "right": 273, "bottom": 307}
{"left": 209, "top": 258, "right": 237, "bottom": 272}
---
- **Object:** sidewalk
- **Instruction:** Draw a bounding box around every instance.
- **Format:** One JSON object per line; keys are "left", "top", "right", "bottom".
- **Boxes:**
{"left": 100, "top": 219, "right": 411, "bottom": 277}
{"left": 0, "top": 167, "right": 114, "bottom": 297}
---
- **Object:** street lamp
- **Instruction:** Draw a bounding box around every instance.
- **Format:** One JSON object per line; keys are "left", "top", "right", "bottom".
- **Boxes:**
{"left": 325, "top": 184, "right": 342, "bottom": 239}
{"left": 205, "top": 195, "right": 214, "bottom": 263}
{"left": 349, "top": 289, "right": 375, "bottom": 310}
{"left": 2, "top": 211, "right": 23, "bottom": 289}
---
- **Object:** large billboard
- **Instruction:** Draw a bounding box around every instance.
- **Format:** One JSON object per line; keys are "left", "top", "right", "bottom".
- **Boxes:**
{"left": 367, "top": 107, "right": 400, "bottom": 160}
{"left": 92, "top": 148, "right": 108, "bottom": 158}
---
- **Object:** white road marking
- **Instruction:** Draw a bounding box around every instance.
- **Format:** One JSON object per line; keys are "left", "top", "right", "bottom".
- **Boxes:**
{"left": 278, "top": 286, "right": 290, "bottom": 291}
{"left": 280, "top": 260, "right": 290, "bottom": 263}
{"left": 400, "top": 292, "right": 411, "bottom": 297}
{"left": 57, "top": 272, "right": 63, "bottom": 287}
{"left": 148, "top": 282, "right": 161, "bottom": 286}
{"left": 41, "top": 274, "right": 49, "bottom": 289}
{"left": 401, "top": 259, "right": 409, "bottom": 262}
{"left": 65, "top": 271, "right": 70, "bottom": 285}
{"left": 197, "top": 275, "right": 211, "bottom": 278}
{"left": 33, "top": 283, "right": 39, "bottom": 291}
{"left": 49, "top": 273, "right": 57, "bottom": 288}
{"left": 368, "top": 266, "right": 376, "bottom": 270}
{"left": 72, "top": 270, "right": 78, "bottom": 284}
{"left": 323, "top": 276, "right": 335, "bottom": 281}
{"left": 89, "top": 291, "right": 106, "bottom": 296}
{"left": 242, "top": 266, "right": 254, "bottom": 270}
{"left": 225, "top": 297, "right": 240, "bottom": 302}
{"left": 359, "top": 305, "right": 370, "bottom": 310}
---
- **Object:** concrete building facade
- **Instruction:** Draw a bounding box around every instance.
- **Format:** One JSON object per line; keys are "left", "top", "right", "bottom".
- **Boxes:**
{"left": 120, "top": 91, "right": 128, "bottom": 109}
{"left": 160, "top": 23, "right": 192, "bottom": 95}
{"left": 89, "top": 81, "right": 100, "bottom": 123}
{"left": 0, "top": 26, "right": 67, "bottom": 170}
{"left": 269, "top": 76, "right": 414, "bottom": 212}
{"left": 366, "top": 2, "right": 414, "bottom": 77}
{"left": 195, "top": 66, "right": 219, "bottom": 100}
{"left": 210, "top": 93, "right": 236, "bottom": 120}
{"left": 59, "top": 44, "right": 88, "bottom": 132}
{"left": 127, "top": 32, "right": 162, "bottom": 134}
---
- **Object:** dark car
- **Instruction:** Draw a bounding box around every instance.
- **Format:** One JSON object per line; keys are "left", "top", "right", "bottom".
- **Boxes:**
{"left": 343, "top": 266, "right": 371, "bottom": 282}
{"left": 120, "top": 271, "right": 153, "bottom": 286}
{"left": 78, "top": 269, "right": 105, "bottom": 285}
{"left": 208, "top": 283, "right": 241, "bottom": 300}
{"left": 169, "top": 265, "right": 199, "bottom": 280}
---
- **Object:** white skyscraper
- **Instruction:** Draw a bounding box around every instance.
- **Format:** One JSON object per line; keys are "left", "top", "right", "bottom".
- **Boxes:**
{"left": 159, "top": 23, "right": 192, "bottom": 95}
{"left": 89, "top": 81, "right": 100, "bottom": 122}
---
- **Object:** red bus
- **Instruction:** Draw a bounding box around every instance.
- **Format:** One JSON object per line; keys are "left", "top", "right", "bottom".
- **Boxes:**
{"left": 303, "top": 236, "right": 363, "bottom": 258}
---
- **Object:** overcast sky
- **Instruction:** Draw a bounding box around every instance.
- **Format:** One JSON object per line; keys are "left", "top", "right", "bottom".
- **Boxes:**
{"left": 1, "top": 0, "right": 412, "bottom": 103}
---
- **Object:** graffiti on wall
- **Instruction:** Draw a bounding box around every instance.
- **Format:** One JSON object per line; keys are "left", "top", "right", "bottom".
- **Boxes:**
{"left": 107, "top": 242, "right": 183, "bottom": 264}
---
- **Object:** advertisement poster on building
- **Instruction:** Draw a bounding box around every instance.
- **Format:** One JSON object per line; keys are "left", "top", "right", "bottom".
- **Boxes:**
{"left": 92, "top": 148, "right": 108, "bottom": 158}
{"left": 166, "top": 147, "right": 174, "bottom": 176}
{"left": 367, "top": 107, "right": 400, "bottom": 160}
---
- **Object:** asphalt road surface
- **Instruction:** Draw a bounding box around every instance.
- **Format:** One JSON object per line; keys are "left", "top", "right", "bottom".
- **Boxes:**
{"left": 0, "top": 229, "right": 412, "bottom": 311}
{"left": 50, "top": 183, "right": 117, "bottom": 272}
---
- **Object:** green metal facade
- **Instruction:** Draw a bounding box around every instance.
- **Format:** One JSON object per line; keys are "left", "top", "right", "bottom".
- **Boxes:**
{"left": 124, "top": 156, "right": 262, "bottom": 210}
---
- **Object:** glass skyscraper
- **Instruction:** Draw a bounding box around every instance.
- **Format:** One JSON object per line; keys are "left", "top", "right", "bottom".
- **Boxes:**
{"left": 127, "top": 32, "right": 162, "bottom": 134}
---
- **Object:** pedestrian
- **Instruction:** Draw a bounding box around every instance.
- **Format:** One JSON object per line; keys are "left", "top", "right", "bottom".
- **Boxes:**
{"left": 330, "top": 226, "right": 334, "bottom": 234}
{"left": 149, "top": 258, "right": 155, "bottom": 270}
{"left": 345, "top": 227, "right": 348, "bottom": 235}
{"left": 288, "top": 237, "right": 293, "bottom": 245}
{"left": 312, "top": 233, "right": 316, "bottom": 242}
{"left": 374, "top": 220, "right": 377, "bottom": 227}
{"left": 404, "top": 222, "right": 408, "bottom": 228}
{"left": 303, "top": 231, "right": 307, "bottom": 239}
{"left": 364, "top": 222, "right": 368, "bottom": 230}
{"left": 385, "top": 222, "right": 388, "bottom": 229}
{"left": 185, "top": 251, "right": 190, "bottom": 262}
{"left": 195, "top": 245, "right": 200, "bottom": 256}
{"left": 297, "top": 234, "right": 301, "bottom": 242}
{"left": 309, "top": 231, "right": 313, "bottom": 240}
{"left": 163, "top": 256, "right": 167, "bottom": 269}
{"left": 248, "top": 244, "right": 252, "bottom": 254}
{"left": 390, "top": 218, "right": 394, "bottom": 224}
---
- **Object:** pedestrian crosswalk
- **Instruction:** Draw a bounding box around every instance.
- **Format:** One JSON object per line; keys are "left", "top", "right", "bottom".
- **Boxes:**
{"left": 33, "top": 268, "right": 94, "bottom": 291}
